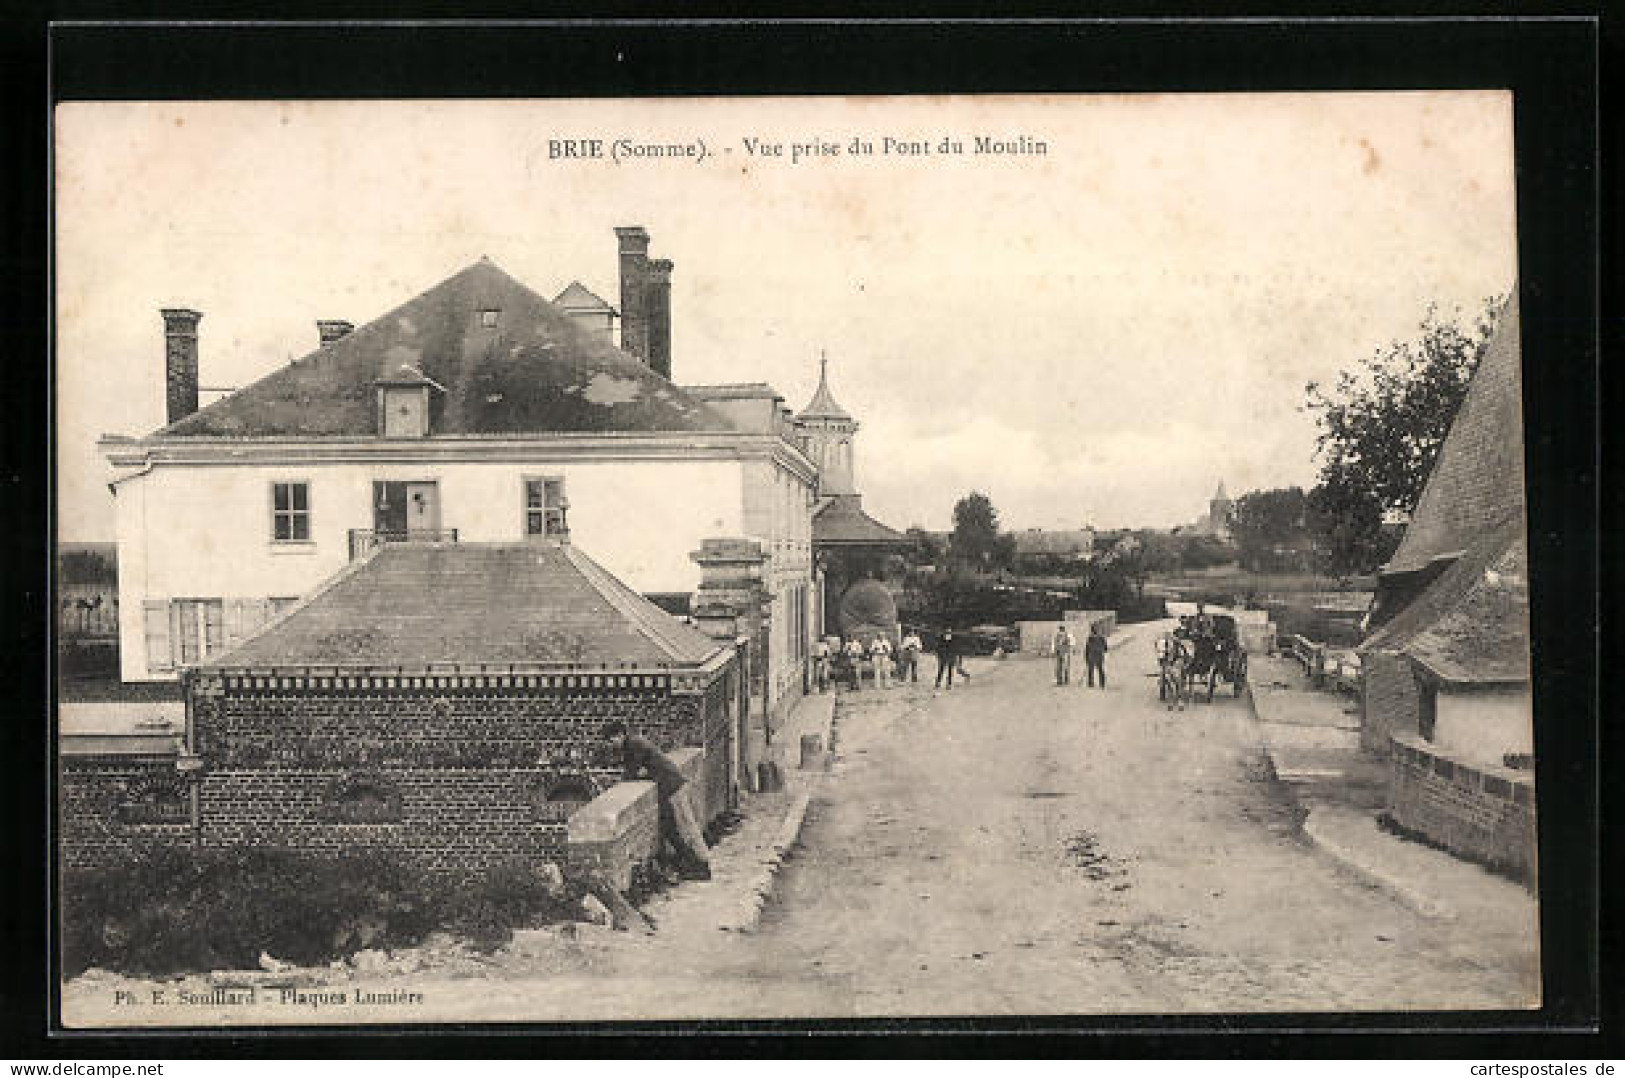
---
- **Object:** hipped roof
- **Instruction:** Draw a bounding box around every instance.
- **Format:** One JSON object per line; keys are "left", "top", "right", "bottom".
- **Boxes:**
{"left": 813, "top": 495, "right": 908, "bottom": 548}
{"left": 153, "top": 259, "right": 730, "bottom": 438}
{"left": 205, "top": 542, "right": 726, "bottom": 671}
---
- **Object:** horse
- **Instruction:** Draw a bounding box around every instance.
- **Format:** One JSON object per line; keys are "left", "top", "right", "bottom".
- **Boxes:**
{"left": 1154, "top": 633, "right": 1193, "bottom": 711}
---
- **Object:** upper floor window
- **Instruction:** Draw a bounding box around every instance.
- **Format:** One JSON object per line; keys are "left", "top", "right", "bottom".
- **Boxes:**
{"left": 524, "top": 477, "right": 568, "bottom": 537}
{"left": 271, "top": 482, "right": 310, "bottom": 542}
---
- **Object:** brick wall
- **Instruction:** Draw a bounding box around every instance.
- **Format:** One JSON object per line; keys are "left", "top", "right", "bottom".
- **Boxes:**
{"left": 1388, "top": 733, "right": 1537, "bottom": 885}
{"left": 59, "top": 756, "right": 193, "bottom": 870}
{"left": 1360, "top": 651, "right": 1419, "bottom": 756}
{"left": 61, "top": 670, "right": 735, "bottom": 878}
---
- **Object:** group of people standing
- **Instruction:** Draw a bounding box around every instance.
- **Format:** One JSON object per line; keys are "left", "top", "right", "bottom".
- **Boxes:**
{"left": 811, "top": 627, "right": 971, "bottom": 692}
{"left": 1052, "top": 622, "right": 1110, "bottom": 688}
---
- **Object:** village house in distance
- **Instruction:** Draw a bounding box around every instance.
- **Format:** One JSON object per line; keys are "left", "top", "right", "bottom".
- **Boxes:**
{"left": 98, "top": 227, "right": 847, "bottom": 726}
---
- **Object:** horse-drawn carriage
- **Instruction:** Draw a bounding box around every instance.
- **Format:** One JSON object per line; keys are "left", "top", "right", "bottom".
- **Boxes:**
{"left": 1155, "top": 609, "right": 1248, "bottom": 708}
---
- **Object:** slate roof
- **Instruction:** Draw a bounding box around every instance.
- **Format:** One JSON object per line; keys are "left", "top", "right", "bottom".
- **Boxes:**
{"left": 813, "top": 495, "right": 908, "bottom": 548}
{"left": 798, "top": 357, "right": 852, "bottom": 422}
{"left": 154, "top": 259, "right": 731, "bottom": 438}
{"left": 206, "top": 542, "right": 726, "bottom": 670}
{"left": 1385, "top": 291, "right": 1525, "bottom": 575}
{"left": 1359, "top": 514, "right": 1529, "bottom": 685}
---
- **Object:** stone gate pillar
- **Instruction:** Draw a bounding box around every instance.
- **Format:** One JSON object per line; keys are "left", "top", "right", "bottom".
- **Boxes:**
{"left": 691, "top": 538, "right": 773, "bottom": 790}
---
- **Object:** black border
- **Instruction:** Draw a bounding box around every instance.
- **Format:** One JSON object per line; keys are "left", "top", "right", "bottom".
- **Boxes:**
{"left": 4, "top": 13, "right": 1608, "bottom": 1058}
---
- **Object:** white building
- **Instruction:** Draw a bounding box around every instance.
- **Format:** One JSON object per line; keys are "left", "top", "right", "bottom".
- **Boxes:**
{"left": 101, "top": 228, "right": 818, "bottom": 715}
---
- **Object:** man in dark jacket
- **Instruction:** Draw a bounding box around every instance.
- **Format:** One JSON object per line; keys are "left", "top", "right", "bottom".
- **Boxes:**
{"left": 933, "top": 629, "right": 959, "bottom": 690}
{"left": 1084, "top": 624, "right": 1110, "bottom": 688}
{"left": 602, "top": 721, "right": 711, "bottom": 880}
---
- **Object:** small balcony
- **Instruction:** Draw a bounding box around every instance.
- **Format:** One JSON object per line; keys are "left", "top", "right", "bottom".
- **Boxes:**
{"left": 348, "top": 528, "right": 460, "bottom": 561}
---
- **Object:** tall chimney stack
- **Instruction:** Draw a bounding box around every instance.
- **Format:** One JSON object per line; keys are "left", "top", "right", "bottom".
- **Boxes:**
{"left": 161, "top": 308, "right": 202, "bottom": 424}
{"left": 317, "top": 319, "right": 354, "bottom": 346}
{"left": 615, "top": 225, "right": 651, "bottom": 363}
{"left": 646, "top": 258, "right": 673, "bottom": 380}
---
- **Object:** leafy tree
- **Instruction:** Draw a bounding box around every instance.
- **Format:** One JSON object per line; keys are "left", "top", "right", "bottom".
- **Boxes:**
{"left": 949, "top": 492, "right": 1013, "bottom": 570}
{"left": 1230, "top": 487, "right": 1312, "bottom": 572}
{"left": 1305, "top": 297, "right": 1502, "bottom": 518}
{"left": 903, "top": 526, "right": 944, "bottom": 567}
{"left": 1306, "top": 475, "right": 1394, "bottom": 578}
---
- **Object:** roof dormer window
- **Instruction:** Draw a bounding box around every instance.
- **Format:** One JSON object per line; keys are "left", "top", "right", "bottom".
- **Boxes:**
{"left": 372, "top": 364, "right": 446, "bottom": 439}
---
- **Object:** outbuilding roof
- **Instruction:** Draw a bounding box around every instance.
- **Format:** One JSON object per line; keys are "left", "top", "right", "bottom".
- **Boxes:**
{"left": 152, "top": 259, "right": 731, "bottom": 438}
{"left": 813, "top": 495, "right": 908, "bottom": 549}
{"left": 205, "top": 542, "right": 727, "bottom": 671}
{"left": 1359, "top": 514, "right": 1529, "bottom": 685}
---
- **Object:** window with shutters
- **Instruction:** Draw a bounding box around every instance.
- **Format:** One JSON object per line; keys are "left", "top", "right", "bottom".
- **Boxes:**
{"left": 271, "top": 481, "right": 311, "bottom": 542}
{"left": 523, "top": 476, "right": 568, "bottom": 537}
{"left": 144, "top": 597, "right": 279, "bottom": 673}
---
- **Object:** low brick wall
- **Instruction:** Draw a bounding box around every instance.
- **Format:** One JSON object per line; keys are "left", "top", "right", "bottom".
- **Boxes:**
{"left": 59, "top": 755, "right": 193, "bottom": 870}
{"left": 1388, "top": 733, "right": 1536, "bottom": 885}
{"left": 565, "top": 747, "right": 706, "bottom": 891}
{"left": 60, "top": 669, "right": 737, "bottom": 879}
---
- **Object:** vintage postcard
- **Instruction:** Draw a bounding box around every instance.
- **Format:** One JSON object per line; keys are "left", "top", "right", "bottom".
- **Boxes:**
{"left": 54, "top": 93, "right": 1538, "bottom": 1026}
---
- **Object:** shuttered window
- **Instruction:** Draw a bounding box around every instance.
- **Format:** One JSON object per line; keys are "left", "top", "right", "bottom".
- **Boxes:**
{"left": 143, "top": 600, "right": 172, "bottom": 672}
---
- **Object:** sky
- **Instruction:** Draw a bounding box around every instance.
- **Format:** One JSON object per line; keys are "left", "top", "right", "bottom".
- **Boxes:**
{"left": 54, "top": 93, "right": 1517, "bottom": 541}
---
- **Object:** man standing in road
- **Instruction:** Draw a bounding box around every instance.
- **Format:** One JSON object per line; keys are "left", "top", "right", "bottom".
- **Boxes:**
{"left": 899, "top": 627, "right": 923, "bottom": 683}
{"left": 934, "top": 628, "right": 958, "bottom": 690}
{"left": 870, "top": 635, "right": 894, "bottom": 689}
{"left": 1085, "top": 623, "right": 1110, "bottom": 689}
{"left": 812, "top": 636, "right": 831, "bottom": 692}
{"left": 601, "top": 721, "right": 712, "bottom": 880}
{"left": 843, "top": 635, "right": 867, "bottom": 690}
{"left": 1053, "top": 623, "right": 1076, "bottom": 686}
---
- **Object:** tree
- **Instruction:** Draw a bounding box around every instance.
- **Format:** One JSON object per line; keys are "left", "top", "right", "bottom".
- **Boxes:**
{"left": 949, "top": 492, "right": 1013, "bottom": 571}
{"left": 1230, "top": 487, "right": 1312, "bottom": 573}
{"left": 1305, "top": 297, "right": 1502, "bottom": 519}
{"left": 904, "top": 526, "right": 944, "bottom": 567}
{"left": 1306, "top": 474, "right": 1393, "bottom": 579}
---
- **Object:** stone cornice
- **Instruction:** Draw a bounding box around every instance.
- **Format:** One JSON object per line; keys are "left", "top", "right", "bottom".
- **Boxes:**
{"left": 102, "top": 431, "right": 819, "bottom": 483}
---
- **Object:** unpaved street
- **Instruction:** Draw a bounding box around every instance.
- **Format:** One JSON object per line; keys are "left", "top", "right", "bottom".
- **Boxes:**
{"left": 63, "top": 631, "right": 1539, "bottom": 1025}
{"left": 751, "top": 637, "right": 1539, "bottom": 1014}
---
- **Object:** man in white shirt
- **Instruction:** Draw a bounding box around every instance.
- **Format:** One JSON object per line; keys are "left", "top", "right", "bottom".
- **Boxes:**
{"left": 1053, "top": 624, "right": 1076, "bottom": 686}
{"left": 899, "top": 629, "right": 923, "bottom": 683}
{"left": 870, "top": 636, "right": 894, "bottom": 689}
{"left": 843, "top": 636, "right": 867, "bottom": 690}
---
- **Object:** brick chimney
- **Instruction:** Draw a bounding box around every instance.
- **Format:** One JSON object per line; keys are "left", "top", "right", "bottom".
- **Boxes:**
{"left": 646, "top": 258, "right": 673, "bottom": 380}
{"left": 615, "top": 226, "right": 650, "bottom": 362}
{"left": 316, "top": 319, "right": 354, "bottom": 346}
{"left": 161, "top": 308, "right": 202, "bottom": 425}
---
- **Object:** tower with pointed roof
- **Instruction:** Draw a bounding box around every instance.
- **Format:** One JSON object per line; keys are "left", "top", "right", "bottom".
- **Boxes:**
{"left": 796, "top": 352, "right": 859, "bottom": 499}
{"left": 1208, "top": 480, "right": 1234, "bottom": 538}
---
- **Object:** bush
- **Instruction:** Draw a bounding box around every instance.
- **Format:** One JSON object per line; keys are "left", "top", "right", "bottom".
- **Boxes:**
{"left": 60, "top": 847, "right": 573, "bottom": 978}
{"left": 435, "top": 860, "right": 578, "bottom": 953}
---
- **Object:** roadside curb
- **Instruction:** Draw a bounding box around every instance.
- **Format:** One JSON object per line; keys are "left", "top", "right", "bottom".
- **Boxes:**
{"left": 1301, "top": 809, "right": 1455, "bottom": 920}
{"left": 1242, "top": 680, "right": 1455, "bottom": 921}
{"left": 720, "top": 789, "right": 813, "bottom": 933}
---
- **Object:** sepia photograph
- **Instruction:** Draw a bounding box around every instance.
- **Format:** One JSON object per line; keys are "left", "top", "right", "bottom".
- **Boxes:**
{"left": 53, "top": 90, "right": 1542, "bottom": 1027}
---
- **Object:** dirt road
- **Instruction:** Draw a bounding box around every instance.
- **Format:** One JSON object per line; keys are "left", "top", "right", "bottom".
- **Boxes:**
{"left": 750, "top": 640, "right": 1539, "bottom": 1015}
